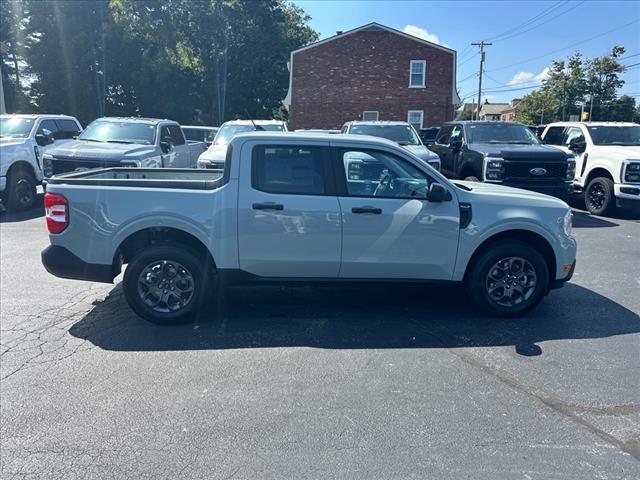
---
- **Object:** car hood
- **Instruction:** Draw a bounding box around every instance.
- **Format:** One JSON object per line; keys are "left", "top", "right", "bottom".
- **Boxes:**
{"left": 590, "top": 145, "right": 640, "bottom": 159}
{"left": 0, "top": 137, "right": 28, "bottom": 148}
{"left": 455, "top": 180, "right": 569, "bottom": 208}
{"left": 471, "top": 143, "right": 567, "bottom": 160}
{"left": 47, "top": 140, "right": 157, "bottom": 160}
{"left": 402, "top": 144, "right": 440, "bottom": 161}
{"left": 199, "top": 144, "right": 227, "bottom": 162}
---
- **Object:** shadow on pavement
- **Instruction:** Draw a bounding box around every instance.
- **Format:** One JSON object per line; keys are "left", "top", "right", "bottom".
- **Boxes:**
{"left": 568, "top": 197, "right": 640, "bottom": 222}
{"left": 70, "top": 282, "right": 640, "bottom": 355}
{"left": 572, "top": 210, "right": 620, "bottom": 229}
{"left": 0, "top": 194, "right": 44, "bottom": 223}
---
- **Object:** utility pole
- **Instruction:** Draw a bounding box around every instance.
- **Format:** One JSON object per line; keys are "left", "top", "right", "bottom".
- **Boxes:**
{"left": 471, "top": 41, "right": 491, "bottom": 121}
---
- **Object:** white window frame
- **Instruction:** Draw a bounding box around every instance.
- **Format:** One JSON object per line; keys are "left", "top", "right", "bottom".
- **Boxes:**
{"left": 362, "top": 111, "right": 379, "bottom": 121}
{"left": 409, "top": 60, "right": 426, "bottom": 88}
{"left": 407, "top": 110, "right": 424, "bottom": 130}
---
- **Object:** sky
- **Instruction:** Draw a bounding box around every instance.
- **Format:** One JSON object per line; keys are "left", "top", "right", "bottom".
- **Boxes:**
{"left": 292, "top": 0, "right": 640, "bottom": 105}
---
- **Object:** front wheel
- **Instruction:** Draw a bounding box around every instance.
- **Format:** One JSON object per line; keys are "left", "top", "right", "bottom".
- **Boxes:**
{"left": 123, "top": 245, "right": 210, "bottom": 324}
{"left": 6, "top": 168, "right": 37, "bottom": 211}
{"left": 467, "top": 241, "right": 549, "bottom": 317}
{"left": 585, "top": 177, "right": 614, "bottom": 216}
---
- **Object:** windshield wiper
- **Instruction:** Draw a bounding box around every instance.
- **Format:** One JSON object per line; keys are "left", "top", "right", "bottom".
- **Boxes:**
{"left": 397, "top": 141, "right": 414, "bottom": 146}
{"left": 106, "top": 140, "right": 135, "bottom": 144}
{"left": 80, "top": 138, "right": 102, "bottom": 142}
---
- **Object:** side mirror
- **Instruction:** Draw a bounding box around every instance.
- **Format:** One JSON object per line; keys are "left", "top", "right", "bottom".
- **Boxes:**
{"left": 160, "top": 140, "right": 172, "bottom": 154}
{"left": 449, "top": 139, "right": 462, "bottom": 151}
{"left": 427, "top": 183, "right": 447, "bottom": 203}
{"left": 569, "top": 139, "right": 586, "bottom": 153}
{"left": 35, "top": 129, "right": 54, "bottom": 146}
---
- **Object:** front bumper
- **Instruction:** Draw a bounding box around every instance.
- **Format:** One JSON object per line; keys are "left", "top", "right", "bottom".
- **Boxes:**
{"left": 503, "top": 181, "right": 574, "bottom": 199}
{"left": 550, "top": 259, "right": 576, "bottom": 290}
{"left": 614, "top": 183, "right": 640, "bottom": 205}
{"left": 41, "top": 245, "right": 117, "bottom": 283}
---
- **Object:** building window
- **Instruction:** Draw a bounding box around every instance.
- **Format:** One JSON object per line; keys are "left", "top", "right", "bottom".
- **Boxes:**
{"left": 408, "top": 110, "right": 424, "bottom": 130}
{"left": 362, "top": 111, "right": 379, "bottom": 121}
{"left": 409, "top": 60, "right": 426, "bottom": 88}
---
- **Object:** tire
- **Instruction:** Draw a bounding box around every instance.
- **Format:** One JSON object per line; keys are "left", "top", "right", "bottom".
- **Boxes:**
{"left": 463, "top": 175, "right": 480, "bottom": 182}
{"left": 6, "top": 167, "right": 37, "bottom": 212}
{"left": 585, "top": 177, "right": 615, "bottom": 216}
{"left": 466, "top": 241, "right": 549, "bottom": 317}
{"left": 123, "top": 245, "right": 211, "bottom": 324}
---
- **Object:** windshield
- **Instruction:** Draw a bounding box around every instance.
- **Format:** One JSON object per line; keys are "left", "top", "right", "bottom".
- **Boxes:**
{"left": 214, "top": 125, "right": 256, "bottom": 145}
{"left": 349, "top": 124, "right": 421, "bottom": 145}
{"left": 0, "top": 117, "right": 35, "bottom": 138}
{"left": 261, "top": 124, "right": 285, "bottom": 132}
{"left": 468, "top": 123, "right": 540, "bottom": 144}
{"left": 587, "top": 125, "right": 640, "bottom": 146}
{"left": 79, "top": 120, "right": 157, "bottom": 145}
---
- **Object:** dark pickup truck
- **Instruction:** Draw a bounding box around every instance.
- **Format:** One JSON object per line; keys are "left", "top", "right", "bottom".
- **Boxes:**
{"left": 430, "top": 121, "right": 575, "bottom": 198}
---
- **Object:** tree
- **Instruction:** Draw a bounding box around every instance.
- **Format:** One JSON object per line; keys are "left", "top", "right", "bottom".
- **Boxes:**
{"left": 514, "top": 89, "right": 558, "bottom": 125}
{"left": 455, "top": 109, "right": 473, "bottom": 120}
{"left": 542, "top": 52, "right": 587, "bottom": 120}
{"left": 0, "top": 0, "right": 33, "bottom": 112}
{"left": 585, "top": 46, "right": 626, "bottom": 121}
{"left": 606, "top": 95, "right": 636, "bottom": 122}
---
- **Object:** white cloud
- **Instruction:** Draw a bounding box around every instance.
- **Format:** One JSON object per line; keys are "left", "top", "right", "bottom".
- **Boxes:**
{"left": 508, "top": 67, "right": 550, "bottom": 86}
{"left": 403, "top": 25, "right": 442, "bottom": 45}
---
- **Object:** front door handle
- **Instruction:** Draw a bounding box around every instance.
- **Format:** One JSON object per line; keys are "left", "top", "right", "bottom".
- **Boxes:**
{"left": 252, "top": 202, "right": 284, "bottom": 211}
{"left": 352, "top": 206, "right": 382, "bottom": 214}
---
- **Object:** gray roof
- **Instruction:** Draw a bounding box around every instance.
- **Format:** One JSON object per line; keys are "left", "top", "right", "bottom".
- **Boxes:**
{"left": 480, "top": 103, "right": 510, "bottom": 115}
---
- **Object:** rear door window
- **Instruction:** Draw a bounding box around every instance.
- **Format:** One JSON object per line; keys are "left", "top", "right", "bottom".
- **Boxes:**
{"left": 57, "top": 119, "right": 81, "bottom": 139}
{"left": 435, "top": 125, "right": 453, "bottom": 145}
{"left": 252, "top": 146, "right": 330, "bottom": 195}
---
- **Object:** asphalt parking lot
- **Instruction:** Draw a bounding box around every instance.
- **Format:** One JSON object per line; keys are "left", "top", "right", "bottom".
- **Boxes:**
{"left": 1, "top": 195, "right": 639, "bottom": 479}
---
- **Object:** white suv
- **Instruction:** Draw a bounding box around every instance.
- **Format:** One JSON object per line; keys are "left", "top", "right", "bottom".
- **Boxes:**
{"left": 0, "top": 114, "right": 82, "bottom": 211}
{"left": 541, "top": 122, "right": 640, "bottom": 215}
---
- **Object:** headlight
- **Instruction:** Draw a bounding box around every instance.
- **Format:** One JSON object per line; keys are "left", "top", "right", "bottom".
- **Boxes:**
{"left": 483, "top": 157, "right": 504, "bottom": 182}
{"left": 43, "top": 155, "right": 53, "bottom": 177}
{"left": 624, "top": 162, "right": 640, "bottom": 183}
{"left": 566, "top": 158, "right": 576, "bottom": 181}
{"left": 560, "top": 210, "right": 573, "bottom": 237}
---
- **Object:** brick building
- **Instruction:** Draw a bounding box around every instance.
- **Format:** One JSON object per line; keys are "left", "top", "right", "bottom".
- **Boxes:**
{"left": 283, "top": 23, "right": 460, "bottom": 130}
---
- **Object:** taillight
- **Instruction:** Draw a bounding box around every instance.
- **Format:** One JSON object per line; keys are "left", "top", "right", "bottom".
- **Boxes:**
{"left": 44, "top": 193, "right": 69, "bottom": 234}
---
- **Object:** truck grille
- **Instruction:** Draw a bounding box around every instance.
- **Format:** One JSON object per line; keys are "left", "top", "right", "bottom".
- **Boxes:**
{"left": 503, "top": 161, "right": 566, "bottom": 181}
{"left": 51, "top": 157, "right": 122, "bottom": 175}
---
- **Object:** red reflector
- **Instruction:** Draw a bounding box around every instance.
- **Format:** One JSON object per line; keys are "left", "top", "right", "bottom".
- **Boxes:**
{"left": 44, "top": 193, "right": 69, "bottom": 234}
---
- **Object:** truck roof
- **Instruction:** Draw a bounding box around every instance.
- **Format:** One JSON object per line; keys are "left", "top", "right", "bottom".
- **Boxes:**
{"left": 446, "top": 120, "right": 527, "bottom": 127}
{"left": 231, "top": 131, "right": 401, "bottom": 148}
{"left": 221, "top": 119, "right": 286, "bottom": 126}
{"left": 93, "top": 117, "right": 176, "bottom": 125}
{"left": 545, "top": 121, "right": 639, "bottom": 127}
{"left": 344, "top": 120, "right": 412, "bottom": 126}
{"left": 0, "top": 113, "right": 78, "bottom": 120}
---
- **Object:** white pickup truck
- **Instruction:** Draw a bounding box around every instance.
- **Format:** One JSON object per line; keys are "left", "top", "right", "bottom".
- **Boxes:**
{"left": 41, "top": 132, "right": 576, "bottom": 324}
{"left": 43, "top": 117, "right": 206, "bottom": 178}
{"left": 0, "top": 114, "right": 82, "bottom": 211}
{"left": 541, "top": 122, "right": 640, "bottom": 215}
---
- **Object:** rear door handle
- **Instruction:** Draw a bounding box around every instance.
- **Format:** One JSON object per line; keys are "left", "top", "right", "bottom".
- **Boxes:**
{"left": 252, "top": 202, "right": 284, "bottom": 211}
{"left": 352, "top": 206, "right": 382, "bottom": 214}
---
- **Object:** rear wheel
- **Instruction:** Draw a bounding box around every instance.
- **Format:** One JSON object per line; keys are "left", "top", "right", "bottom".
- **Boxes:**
{"left": 123, "top": 245, "right": 211, "bottom": 324}
{"left": 585, "top": 177, "right": 614, "bottom": 216}
{"left": 467, "top": 241, "right": 549, "bottom": 317}
{"left": 6, "top": 167, "right": 37, "bottom": 211}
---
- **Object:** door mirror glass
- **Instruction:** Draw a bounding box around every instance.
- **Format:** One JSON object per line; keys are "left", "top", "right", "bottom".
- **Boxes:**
{"left": 35, "top": 129, "right": 54, "bottom": 146}
{"left": 569, "top": 138, "right": 586, "bottom": 153}
{"left": 160, "top": 140, "right": 171, "bottom": 154}
{"left": 427, "top": 182, "right": 447, "bottom": 202}
{"left": 449, "top": 139, "right": 462, "bottom": 150}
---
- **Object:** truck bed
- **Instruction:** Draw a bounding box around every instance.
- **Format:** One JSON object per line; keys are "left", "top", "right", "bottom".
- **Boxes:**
{"left": 46, "top": 168, "right": 225, "bottom": 190}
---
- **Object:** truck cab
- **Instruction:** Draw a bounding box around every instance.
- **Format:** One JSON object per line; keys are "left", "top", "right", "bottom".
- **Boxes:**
{"left": 0, "top": 114, "right": 82, "bottom": 211}
{"left": 541, "top": 122, "right": 640, "bottom": 215}
{"left": 43, "top": 117, "right": 205, "bottom": 178}
{"left": 430, "top": 121, "right": 575, "bottom": 199}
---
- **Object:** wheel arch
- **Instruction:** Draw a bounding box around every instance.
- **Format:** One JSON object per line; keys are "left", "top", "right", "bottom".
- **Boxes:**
{"left": 6, "top": 160, "right": 37, "bottom": 179}
{"left": 463, "top": 229, "right": 557, "bottom": 287}
{"left": 114, "top": 226, "right": 217, "bottom": 274}
{"left": 585, "top": 166, "right": 614, "bottom": 186}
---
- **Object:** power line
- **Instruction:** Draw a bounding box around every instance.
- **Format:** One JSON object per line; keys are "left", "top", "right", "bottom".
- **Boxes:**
{"left": 493, "top": 1, "right": 587, "bottom": 44}
{"left": 486, "top": 18, "right": 640, "bottom": 73}
{"left": 485, "top": 1, "right": 567, "bottom": 42}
